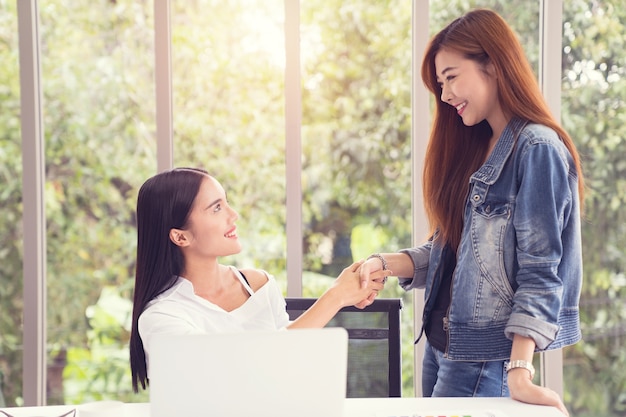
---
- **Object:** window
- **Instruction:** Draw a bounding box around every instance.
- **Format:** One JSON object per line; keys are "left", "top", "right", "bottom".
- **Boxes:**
{"left": 38, "top": 0, "right": 156, "bottom": 404}
{"left": 3, "top": 1, "right": 625, "bottom": 415}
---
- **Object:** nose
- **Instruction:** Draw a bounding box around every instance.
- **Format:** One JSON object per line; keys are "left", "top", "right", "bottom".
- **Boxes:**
{"left": 440, "top": 84, "right": 452, "bottom": 103}
{"left": 229, "top": 205, "right": 239, "bottom": 221}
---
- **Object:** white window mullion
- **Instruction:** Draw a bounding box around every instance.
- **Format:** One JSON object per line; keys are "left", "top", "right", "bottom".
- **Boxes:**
{"left": 284, "top": 0, "right": 303, "bottom": 297}
{"left": 154, "top": 0, "right": 174, "bottom": 172}
{"left": 17, "top": 0, "right": 47, "bottom": 406}
{"left": 412, "top": 0, "right": 430, "bottom": 397}
{"left": 539, "top": 0, "right": 565, "bottom": 397}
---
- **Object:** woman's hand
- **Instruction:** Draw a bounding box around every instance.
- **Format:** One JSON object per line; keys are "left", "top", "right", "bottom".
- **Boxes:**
{"left": 508, "top": 367, "right": 569, "bottom": 416}
{"left": 508, "top": 335, "right": 568, "bottom": 415}
{"left": 329, "top": 260, "right": 388, "bottom": 308}
{"left": 359, "top": 256, "right": 385, "bottom": 288}
{"left": 351, "top": 257, "right": 390, "bottom": 308}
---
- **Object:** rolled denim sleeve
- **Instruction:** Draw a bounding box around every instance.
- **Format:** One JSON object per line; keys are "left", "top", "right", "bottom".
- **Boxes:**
{"left": 505, "top": 137, "right": 575, "bottom": 349}
{"left": 398, "top": 240, "right": 432, "bottom": 291}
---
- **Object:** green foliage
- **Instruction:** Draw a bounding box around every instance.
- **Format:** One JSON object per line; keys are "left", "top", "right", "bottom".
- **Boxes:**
{"left": 63, "top": 286, "right": 147, "bottom": 404}
{"left": 38, "top": 0, "right": 155, "bottom": 356}
{"left": 351, "top": 224, "right": 391, "bottom": 261}
{"left": 559, "top": 1, "right": 626, "bottom": 416}
{"left": 1, "top": 0, "right": 154, "bottom": 406}
{"left": 300, "top": 0, "right": 413, "bottom": 278}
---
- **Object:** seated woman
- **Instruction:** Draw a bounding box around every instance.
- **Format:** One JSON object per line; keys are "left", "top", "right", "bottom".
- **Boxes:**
{"left": 129, "top": 167, "right": 388, "bottom": 392}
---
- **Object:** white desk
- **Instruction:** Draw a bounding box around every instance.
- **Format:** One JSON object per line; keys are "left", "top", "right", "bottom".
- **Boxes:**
{"left": 0, "top": 397, "right": 564, "bottom": 417}
{"left": 344, "top": 398, "right": 564, "bottom": 416}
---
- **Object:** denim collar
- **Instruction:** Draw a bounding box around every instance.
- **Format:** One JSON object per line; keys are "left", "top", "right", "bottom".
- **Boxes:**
{"left": 470, "top": 117, "right": 528, "bottom": 185}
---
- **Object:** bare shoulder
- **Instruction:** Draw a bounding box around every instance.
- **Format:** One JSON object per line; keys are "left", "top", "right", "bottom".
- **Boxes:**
{"left": 238, "top": 268, "right": 270, "bottom": 292}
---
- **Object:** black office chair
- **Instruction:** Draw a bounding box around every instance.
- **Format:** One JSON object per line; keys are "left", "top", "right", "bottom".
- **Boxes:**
{"left": 285, "top": 297, "right": 403, "bottom": 397}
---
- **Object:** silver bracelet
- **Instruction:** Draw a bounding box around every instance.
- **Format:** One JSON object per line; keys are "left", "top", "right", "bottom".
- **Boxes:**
{"left": 505, "top": 359, "right": 535, "bottom": 380}
{"left": 367, "top": 253, "right": 388, "bottom": 271}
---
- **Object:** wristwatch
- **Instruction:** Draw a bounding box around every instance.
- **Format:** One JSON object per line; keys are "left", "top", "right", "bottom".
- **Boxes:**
{"left": 505, "top": 359, "right": 535, "bottom": 380}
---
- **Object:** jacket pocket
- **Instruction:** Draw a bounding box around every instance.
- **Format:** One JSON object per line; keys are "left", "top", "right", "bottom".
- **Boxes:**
{"left": 469, "top": 200, "right": 515, "bottom": 318}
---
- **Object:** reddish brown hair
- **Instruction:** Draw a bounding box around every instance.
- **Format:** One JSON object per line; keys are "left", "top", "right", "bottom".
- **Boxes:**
{"left": 420, "top": 8, "right": 584, "bottom": 249}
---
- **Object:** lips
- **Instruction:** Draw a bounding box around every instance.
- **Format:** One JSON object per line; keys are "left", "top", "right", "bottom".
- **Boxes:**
{"left": 455, "top": 101, "right": 467, "bottom": 115}
{"left": 224, "top": 227, "right": 237, "bottom": 238}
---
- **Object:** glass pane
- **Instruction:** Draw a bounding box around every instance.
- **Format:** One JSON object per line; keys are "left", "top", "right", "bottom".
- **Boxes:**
{"left": 561, "top": 1, "right": 626, "bottom": 416}
{"left": 301, "top": 0, "right": 414, "bottom": 395}
{"left": 171, "top": 0, "right": 287, "bottom": 285}
{"left": 39, "top": 0, "right": 155, "bottom": 404}
{"left": 0, "top": 0, "right": 23, "bottom": 407}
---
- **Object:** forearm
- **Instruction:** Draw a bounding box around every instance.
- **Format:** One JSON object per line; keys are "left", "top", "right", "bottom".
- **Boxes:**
{"left": 510, "top": 333, "right": 536, "bottom": 362}
{"left": 508, "top": 333, "right": 537, "bottom": 383}
{"left": 286, "top": 291, "right": 342, "bottom": 329}
{"left": 376, "top": 252, "right": 415, "bottom": 277}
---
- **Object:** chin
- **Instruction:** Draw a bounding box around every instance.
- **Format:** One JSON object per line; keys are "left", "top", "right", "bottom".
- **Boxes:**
{"left": 460, "top": 115, "right": 478, "bottom": 127}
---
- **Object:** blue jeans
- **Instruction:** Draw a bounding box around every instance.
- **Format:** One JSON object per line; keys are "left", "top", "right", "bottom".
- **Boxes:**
{"left": 422, "top": 341, "right": 510, "bottom": 397}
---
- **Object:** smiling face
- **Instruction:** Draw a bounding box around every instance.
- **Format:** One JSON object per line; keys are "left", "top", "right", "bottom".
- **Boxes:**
{"left": 171, "top": 175, "right": 242, "bottom": 259}
{"left": 435, "top": 48, "right": 507, "bottom": 136}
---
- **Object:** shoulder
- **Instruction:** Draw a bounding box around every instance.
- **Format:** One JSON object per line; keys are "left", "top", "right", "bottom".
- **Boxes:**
{"left": 517, "top": 123, "right": 571, "bottom": 162}
{"left": 238, "top": 267, "right": 271, "bottom": 292}
{"left": 519, "top": 123, "right": 560, "bottom": 144}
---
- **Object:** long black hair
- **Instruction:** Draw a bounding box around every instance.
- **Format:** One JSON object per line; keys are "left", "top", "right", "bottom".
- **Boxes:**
{"left": 130, "top": 167, "right": 209, "bottom": 392}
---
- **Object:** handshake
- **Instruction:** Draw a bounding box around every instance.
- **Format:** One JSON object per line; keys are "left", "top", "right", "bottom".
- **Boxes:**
{"left": 329, "top": 253, "right": 393, "bottom": 310}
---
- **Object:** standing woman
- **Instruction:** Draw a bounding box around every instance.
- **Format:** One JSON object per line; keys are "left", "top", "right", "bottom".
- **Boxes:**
{"left": 360, "top": 8, "right": 583, "bottom": 416}
{"left": 129, "top": 167, "right": 386, "bottom": 393}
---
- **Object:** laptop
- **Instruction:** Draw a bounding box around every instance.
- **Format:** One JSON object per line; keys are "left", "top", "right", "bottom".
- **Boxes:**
{"left": 148, "top": 328, "right": 349, "bottom": 417}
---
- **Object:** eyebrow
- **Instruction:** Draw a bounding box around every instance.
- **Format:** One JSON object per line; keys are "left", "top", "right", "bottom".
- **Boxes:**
{"left": 436, "top": 66, "right": 457, "bottom": 81}
{"left": 206, "top": 198, "right": 222, "bottom": 209}
{"left": 206, "top": 191, "right": 228, "bottom": 210}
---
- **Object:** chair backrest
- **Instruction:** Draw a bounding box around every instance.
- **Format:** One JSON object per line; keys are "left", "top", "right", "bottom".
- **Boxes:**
{"left": 285, "top": 297, "right": 403, "bottom": 398}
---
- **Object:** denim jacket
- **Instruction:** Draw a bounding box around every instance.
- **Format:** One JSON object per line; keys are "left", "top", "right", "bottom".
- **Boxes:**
{"left": 399, "top": 117, "right": 583, "bottom": 361}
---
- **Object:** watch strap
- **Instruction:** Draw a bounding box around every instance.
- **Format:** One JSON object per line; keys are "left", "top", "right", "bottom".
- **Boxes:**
{"left": 505, "top": 359, "right": 535, "bottom": 380}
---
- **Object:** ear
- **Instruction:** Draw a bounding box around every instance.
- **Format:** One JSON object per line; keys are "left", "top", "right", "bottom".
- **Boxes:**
{"left": 169, "top": 228, "right": 190, "bottom": 247}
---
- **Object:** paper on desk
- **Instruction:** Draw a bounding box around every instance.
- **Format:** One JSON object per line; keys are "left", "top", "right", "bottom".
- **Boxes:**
{"left": 77, "top": 401, "right": 124, "bottom": 417}
{"left": 376, "top": 409, "right": 510, "bottom": 417}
